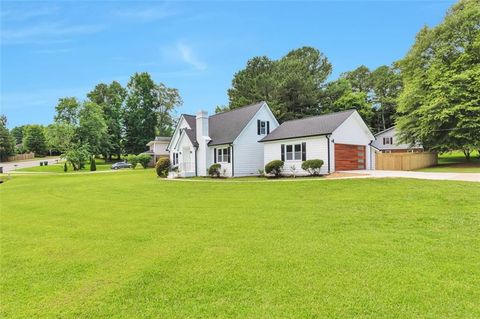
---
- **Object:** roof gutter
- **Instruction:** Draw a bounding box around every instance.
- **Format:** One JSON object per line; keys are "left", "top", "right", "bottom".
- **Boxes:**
{"left": 259, "top": 133, "right": 330, "bottom": 143}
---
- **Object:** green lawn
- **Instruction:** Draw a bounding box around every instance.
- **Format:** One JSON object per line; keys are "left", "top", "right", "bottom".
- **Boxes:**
{"left": 1, "top": 170, "right": 479, "bottom": 318}
{"left": 417, "top": 150, "right": 480, "bottom": 173}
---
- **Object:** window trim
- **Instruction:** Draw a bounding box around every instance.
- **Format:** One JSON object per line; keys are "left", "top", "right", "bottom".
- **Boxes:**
{"left": 216, "top": 147, "right": 230, "bottom": 163}
{"left": 284, "top": 143, "right": 304, "bottom": 162}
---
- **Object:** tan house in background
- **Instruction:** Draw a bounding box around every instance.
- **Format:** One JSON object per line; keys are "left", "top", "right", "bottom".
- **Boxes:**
{"left": 142, "top": 136, "right": 171, "bottom": 166}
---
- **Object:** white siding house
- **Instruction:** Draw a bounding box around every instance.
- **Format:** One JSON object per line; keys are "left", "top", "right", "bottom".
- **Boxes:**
{"left": 167, "top": 102, "right": 278, "bottom": 177}
{"left": 261, "top": 110, "right": 375, "bottom": 175}
{"left": 371, "top": 126, "right": 423, "bottom": 153}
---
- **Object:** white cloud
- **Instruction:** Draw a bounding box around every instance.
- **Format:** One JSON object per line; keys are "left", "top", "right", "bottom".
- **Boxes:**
{"left": 175, "top": 42, "right": 207, "bottom": 71}
{"left": 1, "top": 22, "right": 104, "bottom": 45}
{"left": 1, "top": 6, "right": 58, "bottom": 21}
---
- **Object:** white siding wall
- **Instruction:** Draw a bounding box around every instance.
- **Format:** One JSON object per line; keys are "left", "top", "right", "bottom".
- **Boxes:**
{"left": 233, "top": 105, "right": 279, "bottom": 176}
{"left": 153, "top": 142, "right": 169, "bottom": 156}
{"left": 207, "top": 144, "right": 232, "bottom": 177}
{"left": 331, "top": 112, "right": 375, "bottom": 170}
{"left": 263, "top": 136, "right": 329, "bottom": 176}
{"left": 371, "top": 127, "right": 422, "bottom": 151}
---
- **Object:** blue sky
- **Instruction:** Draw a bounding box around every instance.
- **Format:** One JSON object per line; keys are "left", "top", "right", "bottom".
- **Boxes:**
{"left": 1, "top": 0, "right": 454, "bottom": 128}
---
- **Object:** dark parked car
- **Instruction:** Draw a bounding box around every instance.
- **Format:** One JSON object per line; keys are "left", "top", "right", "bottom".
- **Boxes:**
{"left": 111, "top": 162, "right": 132, "bottom": 170}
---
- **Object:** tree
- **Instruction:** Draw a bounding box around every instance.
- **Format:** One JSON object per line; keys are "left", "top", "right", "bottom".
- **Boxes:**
{"left": 62, "top": 144, "right": 90, "bottom": 170}
{"left": 396, "top": 0, "right": 480, "bottom": 158}
{"left": 370, "top": 65, "right": 403, "bottom": 132}
{"left": 227, "top": 47, "right": 332, "bottom": 122}
{"left": 341, "top": 65, "right": 371, "bottom": 92}
{"left": 0, "top": 115, "right": 15, "bottom": 161}
{"left": 10, "top": 125, "right": 25, "bottom": 145}
{"left": 23, "top": 125, "right": 47, "bottom": 155}
{"left": 153, "top": 83, "right": 183, "bottom": 136}
{"left": 54, "top": 97, "right": 81, "bottom": 125}
{"left": 87, "top": 81, "right": 127, "bottom": 159}
{"left": 76, "top": 101, "right": 108, "bottom": 155}
{"left": 45, "top": 122, "right": 75, "bottom": 154}
{"left": 90, "top": 156, "right": 97, "bottom": 171}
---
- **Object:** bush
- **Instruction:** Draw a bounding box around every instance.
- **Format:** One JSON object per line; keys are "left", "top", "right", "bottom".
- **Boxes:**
{"left": 90, "top": 156, "right": 96, "bottom": 171}
{"left": 64, "top": 162, "right": 68, "bottom": 172}
{"left": 138, "top": 154, "right": 151, "bottom": 169}
{"left": 156, "top": 157, "right": 171, "bottom": 177}
{"left": 126, "top": 154, "right": 138, "bottom": 169}
{"left": 265, "top": 160, "right": 284, "bottom": 177}
{"left": 208, "top": 163, "right": 221, "bottom": 178}
{"left": 301, "top": 159, "right": 324, "bottom": 176}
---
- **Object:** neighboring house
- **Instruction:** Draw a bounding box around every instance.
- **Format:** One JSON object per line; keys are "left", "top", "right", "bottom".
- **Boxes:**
{"left": 371, "top": 126, "right": 423, "bottom": 153}
{"left": 167, "top": 101, "right": 279, "bottom": 177}
{"left": 260, "top": 109, "right": 375, "bottom": 175}
{"left": 141, "top": 136, "right": 171, "bottom": 166}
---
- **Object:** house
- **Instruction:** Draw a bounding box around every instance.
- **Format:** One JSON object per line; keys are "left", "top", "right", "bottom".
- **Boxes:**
{"left": 141, "top": 136, "right": 171, "bottom": 166}
{"left": 167, "top": 101, "right": 279, "bottom": 177}
{"left": 260, "top": 109, "right": 375, "bottom": 175}
{"left": 371, "top": 126, "right": 423, "bottom": 153}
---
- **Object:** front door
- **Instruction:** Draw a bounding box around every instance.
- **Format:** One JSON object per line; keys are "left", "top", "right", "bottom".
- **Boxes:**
{"left": 182, "top": 147, "right": 192, "bottom": 171}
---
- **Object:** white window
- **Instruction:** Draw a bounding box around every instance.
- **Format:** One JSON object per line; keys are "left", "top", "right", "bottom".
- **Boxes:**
{"left": 383, "top": 137, "right": 393, "bottom": 145}
{"left": 286, "top": 143, "right": 302, "bottom": 161}
{"left": 260, "top": 121, "right": 266, "bottom": 134}
{"left": 217, "top": 147, "right": 230, "bottom": 163}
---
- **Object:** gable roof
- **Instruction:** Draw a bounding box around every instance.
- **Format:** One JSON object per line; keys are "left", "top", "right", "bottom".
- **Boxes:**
{"left": 260, "top": 109, "right": 356, "bottom": 142}
{"left": 177, "top": 101, "right": 266, "bottom": 147}
{"left": 208, "top": 101, "right": 265, "bottom": 146}
{"left": 374, "top": 126, "right": 395, "bottom": 137}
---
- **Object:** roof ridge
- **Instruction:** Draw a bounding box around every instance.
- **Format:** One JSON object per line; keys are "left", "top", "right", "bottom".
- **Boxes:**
{"left": 209, "top": 101, "right": 265, "bottom": 117}
{"left": 281, "top": 109, "right": 356, "bottom": 124}
{"left": 374, "top": 126, "right": 395, "bottom": 136}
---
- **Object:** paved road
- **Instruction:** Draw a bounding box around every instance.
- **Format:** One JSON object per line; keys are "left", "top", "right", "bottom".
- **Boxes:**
{"left": 0, "top": 157, "right": 61, "bottom": 173}
{"left": 341, "top": 170, "right": 480, "bottom": 182}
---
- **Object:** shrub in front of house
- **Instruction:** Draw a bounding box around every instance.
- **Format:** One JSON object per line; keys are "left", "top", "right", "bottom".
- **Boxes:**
{"left": 138, "top": 154, "right": 151, "bottom": 169}
{"left": 265, "top": 160, "right": 284, "bottom": 177}
{"left": 301, "top": 159, "right": 324, "bottom": 176}
{"left": 156, "top": 157, "right": 171, "bottom": 177}
{"left": 64, "top": 162, "right": 68, "bottom": 172}
{"left": 208, "top": 163, "right": 221, "bottom": 178}
{"left": 126, "top": 154, "right": 138, "bottom": 169}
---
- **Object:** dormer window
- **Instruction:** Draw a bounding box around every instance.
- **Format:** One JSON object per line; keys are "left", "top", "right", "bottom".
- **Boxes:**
{"left": 257, "top": 120, "right": 270, "bottom": 135}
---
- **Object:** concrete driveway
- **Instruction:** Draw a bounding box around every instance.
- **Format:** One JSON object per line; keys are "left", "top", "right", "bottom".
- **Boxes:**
{"left": 341, "top": 170, "right": 480, "bottom": 183}
{"left": 0, "top": 157, "right": 61, "bottom": 173}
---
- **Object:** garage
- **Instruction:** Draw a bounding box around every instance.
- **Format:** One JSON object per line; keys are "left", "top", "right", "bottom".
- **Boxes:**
{"left": 334, "top": 143, "right": 366, "bottom": 170}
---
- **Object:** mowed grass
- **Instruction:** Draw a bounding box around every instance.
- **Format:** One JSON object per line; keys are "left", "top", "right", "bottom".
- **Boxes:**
{"left": 417, "top": 150, "right": 480, "bottom": 173}
{"left": 18, "top": 160, "right": 115, "bottom": 173}
{"left": 1, "top": 170, "right": 479, "bottom": 318}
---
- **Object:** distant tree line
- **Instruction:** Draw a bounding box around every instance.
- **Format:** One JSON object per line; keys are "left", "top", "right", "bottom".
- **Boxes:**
{"left": 1, "top": 72, "right": 182, "bottom": 164}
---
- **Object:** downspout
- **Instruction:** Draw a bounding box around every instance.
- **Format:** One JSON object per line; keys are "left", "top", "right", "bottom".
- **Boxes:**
{"left": 368, "top": 140, "right": 373, "bottom": 170}
{"left": 194, "top": 146, "right": 198, "bottom": 176}
{"left": 326, "top": 135, "right": 331, "bottom": 174}
{"left": 230, "top": 143, "right": 234, "bottom": 177}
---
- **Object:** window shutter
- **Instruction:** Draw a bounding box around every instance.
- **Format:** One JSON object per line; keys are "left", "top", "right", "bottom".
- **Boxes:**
{"left": 214, "top": 148, "right": 217, "bottom": 163}
{"left": 227, "top": 147, "right": 231, "bottom": 163}
{"left": 281, "top": 144, "right": 285, "bottom": 161}
{"left": 257, "top": 120, "right": 261, "bottom": 135}
{"left": 302, "top": 142, "right": 306, "bottom": 161}
{"left": 267, "top": 121, "right": 270, "bottom": 134}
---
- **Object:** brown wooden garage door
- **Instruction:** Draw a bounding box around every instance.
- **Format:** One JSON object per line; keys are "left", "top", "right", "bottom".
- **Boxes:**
{"left": 334, "top": 143, "right": 366, "bottom": 170}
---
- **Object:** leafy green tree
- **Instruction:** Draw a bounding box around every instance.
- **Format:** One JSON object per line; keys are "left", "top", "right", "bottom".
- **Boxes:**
{"left": 45, "top": 122, "right": 75, "bottom": 154}
{"left": 87, "top": 81, "right": 127, "bottom": 159}
{"left": 153, "top": 83, "right": 183, "bottom": 136}
{"left": 123, "top": 72, "right": 157, "bottom": 154}
{"left": 370, "top": 65, "right": 403, "bottom": 132}
{"left": 137, "top": 153, "right": 151, "bottom": 168}
{"left": 90, "top": 156, "right": 97, "bottom": 171}
{"left": 54, "top": 97, "right": 81, "bottom": 125}
{"left": 0, "top": 115, "right": 16, "bottom": 161}
{"left": 126, "top": 154, "right": 139, "bottom": 168}
{"left": 341, "top": 65, "right": 372, "bottom": 92}
{"left": 396, "top": 0, "right": 480, "bottom": 158}
{"left": 227, "top": 47, "right": 332, "bottom": 122}
{"left": 62, "top": 144, "right": 90, "bottom": 170}
{"left": 23, "top": 125, "right": 47, "bottom": 156}
{"left": 10, "top": 125, "right": 25, "bottom": 145}
{"left": 76, "top": 101, "right": 108, "bottom": 155}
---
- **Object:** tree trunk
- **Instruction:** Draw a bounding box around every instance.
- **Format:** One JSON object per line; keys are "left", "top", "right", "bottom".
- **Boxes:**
{"left": 463, "top": 149, "right": 471, "bottom": 161}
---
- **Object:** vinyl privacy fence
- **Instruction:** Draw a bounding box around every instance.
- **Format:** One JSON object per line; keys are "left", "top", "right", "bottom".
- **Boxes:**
{"left": 375, "top": 152, "right": 437, "bottom": 171}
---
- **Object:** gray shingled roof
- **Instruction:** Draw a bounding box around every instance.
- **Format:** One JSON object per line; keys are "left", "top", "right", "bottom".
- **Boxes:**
{"left": 260, "top": 109, "right": 356, "bottom": 142}
{"left": 154, "top": 136, "right": 171, "bottom": 142}
{"left": 180, "top": 101, "right": 265, "bottom": 147}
